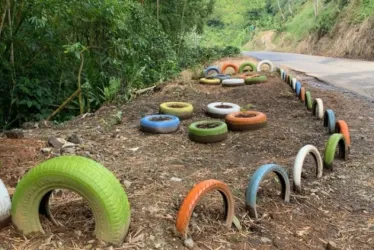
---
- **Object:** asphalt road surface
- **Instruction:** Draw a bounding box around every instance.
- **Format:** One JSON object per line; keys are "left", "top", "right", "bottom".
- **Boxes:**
{"left": 244, "top": 51, "right": 374, "bottom": 99}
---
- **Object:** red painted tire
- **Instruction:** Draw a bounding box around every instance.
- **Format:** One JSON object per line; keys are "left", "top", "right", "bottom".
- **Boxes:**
{"left": 175, "top": 180, "right": 234, "bottom": 239}
{"left": 299, "top": 87, "right": 306, "bottom": 102}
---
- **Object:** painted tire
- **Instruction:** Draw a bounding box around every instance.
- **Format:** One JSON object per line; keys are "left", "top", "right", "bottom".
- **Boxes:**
{"left": 291, "top": 78, "right": 297, "bottom": 88}
{"left": 199, "top": 78, "right": 221, "bottom": 85}
{"left": 0, "top": 179, "right": 11, "bottom": 228}
{"left": 324, "top": 134, "right": 348, "bottom": 171}
{"left": 280, "top": 69, "right": 285, "bottom": 80}
{"left": 245, "top": 76, "right": 268, "bottom": 85}
{"left": 312, "top": 98, "right": 324, "bottom": 119}
{"left": 188, "top": 121, "right": 228, "bottom": 143}
{"left": 257, "top": 60, "right": 275, "bottom": 72}
{"left": 222, "top": 78, "right": 245, "bottom": 87}
{"left": 11, "top": 156, "right": 131, "bottom": 245}
{"left": 221, "top": 63, "right": 239, "bottom": 74}
{"left": 288, "top": 75, "right": 293, "bottom": 85}
{"left": 225, "top": 111, "right": 267, "bottom": 131}
{"left": 245, "top": 164, "right": 290, "bottom": 219}
{"left": 203, "top": 66, "right": 220, "bottom": 76}
{"left": 206, "top": 102, "right": 241, "bottom": 119}
{"left": 323, "top": 109, "right": 336, "bottom": 134}
{"left": 176, "top": 180, "right": 234, "bottom": 239}
{"left": 140, "top": 115, "right": 180, "bottom": 134}
{"left": 295, "top": 82, "right": 301, "bottom": 95}
{"left": 293, "top": 145, "right": 323, "bottom": 193}
{"left": 299, "top": 87, "right": 306, "bottom": 102}
{"left": 292, "top": 79, "right": 297, "bottom": 90}
{"left": 239, "top": 62, "right": 257, "bottom": 73}
{"left": 208, "top": 74, "right": 231, "bottom": 81}
{"left": 305, "top": 91, "right": 312, "bottom": 110}
{"left": 160, "top": 102, "right": 193, "bottom": 120}
{"left": 335, "top": 120, "right": 351, "bottom": 146}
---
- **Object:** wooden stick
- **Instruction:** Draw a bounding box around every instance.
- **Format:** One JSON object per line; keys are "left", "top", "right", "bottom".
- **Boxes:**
{"left": 47, "top": 89, "right": 81, "bottom": 121}
{"left": 77, "top": 53, "right": 84, "bottom": 115}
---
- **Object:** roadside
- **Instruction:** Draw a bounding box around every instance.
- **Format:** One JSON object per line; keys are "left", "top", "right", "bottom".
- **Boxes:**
{"left": 0, "top": 57, "right": 373, "bottom": 249}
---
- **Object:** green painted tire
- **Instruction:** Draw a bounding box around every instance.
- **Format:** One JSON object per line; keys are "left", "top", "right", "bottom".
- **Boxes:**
{"left": 188, "top": 121, "right": 228, "bottom": 143}
{"left": 11, "top": 156, "right": 131, "bottom": 245}
{"left": 245, "top": 75, "right": 268, "bottom": 85}
{"left": 305, "top": 91, "right": 312, "bottom": 110}
{"left": 324, "top": 133, "right": 348, "bottom": 171}
{"left": 239, "top": 62, "right": 257, "bottom": 73}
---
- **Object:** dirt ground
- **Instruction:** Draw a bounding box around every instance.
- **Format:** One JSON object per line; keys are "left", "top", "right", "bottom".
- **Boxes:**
{"left": 0, "top": 57, "right": 373, "bottom": 250}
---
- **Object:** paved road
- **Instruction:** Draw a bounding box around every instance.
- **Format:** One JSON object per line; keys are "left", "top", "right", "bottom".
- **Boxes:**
{"left": 243, "top": 51, "right": 374, "bottom": 99}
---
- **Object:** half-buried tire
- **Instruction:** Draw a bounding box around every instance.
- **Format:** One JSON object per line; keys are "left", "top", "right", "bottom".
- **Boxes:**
{"left": 244, "top": 75, "right": 267, "bottom": 85}
{"left": 324, "top": 133, "right": 348, "bottom": 171}
{"left": 199, "top": 78, "right": 221, "bottom": 85}
{"left": 0, "top": 179, "right": 11, "bottom": 229}
{"left": 11, "top": 156, "right": 131, "bottom": 245}
{"left": 189, "top": 121, "right": 228, "bottom": 143}
{"left": 239, "top": 62, "right": 257, "bottom": 73}
{"left": 225, "top": 111, "right": 267, "bottom": 131}
{"left": 160, "top": 102, "right": 193, "bottom": 120}
{"left": 206, "top": 102, "right": 241, "bottom": 119}
{"left": 140, "top": 115, "right": 180, "bottom": 134}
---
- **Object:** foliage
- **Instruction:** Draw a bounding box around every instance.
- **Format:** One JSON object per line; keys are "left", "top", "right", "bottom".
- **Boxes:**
{"left": 0, "top": 0, "right": 239, "bottom": 129}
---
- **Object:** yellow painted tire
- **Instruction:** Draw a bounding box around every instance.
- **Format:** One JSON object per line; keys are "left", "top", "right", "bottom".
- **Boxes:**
{"left": 160, "top": 102, "right": 194, "bottom": 120}
{"left": 199, "top": 78, "right": 221, "bottom": 85}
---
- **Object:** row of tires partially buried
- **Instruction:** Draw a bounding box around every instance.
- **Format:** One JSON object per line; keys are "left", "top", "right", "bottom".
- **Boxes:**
{"left": 200, "top": 60, "right": 275, "bottom": 86}
{"left": 174, "top": 64, "right": 352, "bottom": 246}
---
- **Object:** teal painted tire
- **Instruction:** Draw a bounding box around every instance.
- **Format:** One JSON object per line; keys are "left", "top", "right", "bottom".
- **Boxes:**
{"left": 11, "top": 156, "right": 131, "bottom": 245}
{"left": 324, "top": 133, "right": 348, "bottom": 171}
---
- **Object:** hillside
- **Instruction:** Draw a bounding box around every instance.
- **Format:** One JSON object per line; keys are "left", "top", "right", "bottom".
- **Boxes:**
{"left": 203, "top": 0, "right": 374, "bottom": 60}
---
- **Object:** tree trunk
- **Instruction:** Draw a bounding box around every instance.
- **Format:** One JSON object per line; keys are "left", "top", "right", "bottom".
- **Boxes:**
{"left": 278, "top": 0, "right": 285, "bottom": 20}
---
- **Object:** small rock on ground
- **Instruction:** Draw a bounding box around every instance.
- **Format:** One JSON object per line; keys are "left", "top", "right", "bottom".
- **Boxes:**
{"left": 67, "top": 134, "right": 82, "bottom": 144}
{"left": 184, "top": 238, "right": 194, "bottom": 249}
{"left": 326, "top": 241, "right": 339, "bottom": 250}
{"left": 48, "top": 136, "right": 65, "bottom": 149}
{"left": 4, "top": 129, "right": 24, "bottom": 139}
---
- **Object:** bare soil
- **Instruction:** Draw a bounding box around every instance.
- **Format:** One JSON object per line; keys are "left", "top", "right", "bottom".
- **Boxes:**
{"left": 215, "top": 105, "right": 233, "bottom": 109}
{"left": 150, "top": 116, "right": 173, "bottom": 122}
{"left": 0, "top": 58, "right": 373, "bottom": 250}
{"left": 196, "top": 122, "right": 222, "bottom": 129}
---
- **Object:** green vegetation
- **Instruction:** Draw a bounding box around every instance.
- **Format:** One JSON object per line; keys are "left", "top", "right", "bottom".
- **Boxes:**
{"left": 0, "top": 0, "right": 240, "bottom": 129}
{"left": 202, "top": 0, "right": 374, "bottom": 48}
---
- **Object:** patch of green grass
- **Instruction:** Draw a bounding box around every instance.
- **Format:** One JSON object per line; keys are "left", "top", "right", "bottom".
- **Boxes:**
{"left": 285, "top": 2, "right": 315, "bottom": 41}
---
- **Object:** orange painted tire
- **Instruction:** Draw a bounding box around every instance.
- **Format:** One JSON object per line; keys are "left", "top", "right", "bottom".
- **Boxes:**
{"left": 299, "top": 87, "right": 306, "bottom": 102}
{"left": 335, "top": 120, "right": 350, "bottom": 146}
{"left": 225, "top": 111, "right": 267, "bottom": 131}
{"left": 175, "top": 180, "right": 234, "bottom": 239}
{"left": 221, "top": 63, "right": 239, "bottom": 75}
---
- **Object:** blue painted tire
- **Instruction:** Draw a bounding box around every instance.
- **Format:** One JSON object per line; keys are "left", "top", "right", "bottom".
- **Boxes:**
{"left": 295, "top": 82, "right": 301, "bottom": 96}
{"left": 323, "top": 109, "right": 336, "bottom": 134}
{"left": 140, "top": 115, "right": 180, "bottom": 134}
{"left": 208, "top": 74, "right": 231, "bottom": 81}
{"left": 203, "top": 66, "right": 220, "bottom": 76}
{"left": 245, "top": 164, "right": 290, "bottom": 219}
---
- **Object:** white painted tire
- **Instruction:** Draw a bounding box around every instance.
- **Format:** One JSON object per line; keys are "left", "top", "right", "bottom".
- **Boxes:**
{"left": 293, "top": 145, "right": 323, "bottom": 193}
{"left": 312, "top": 98, "right": 324, "bottom": 120}
{"left": 291, "top": 78, "right": 297, "bottom": 88}
{"left": 280, "top": 69, "right": 284, "bottom": 80}
{"left": 207, "top": 102, "right": 241, "bottom": 118}
{"left": 0, "top": 179, "right": 11, "bottom": 227}
{"left": 257, "top": 60, "right": 275, "bottom": 72}
{"left": 222, "top": 78, "right": 245, "bottom": 87}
